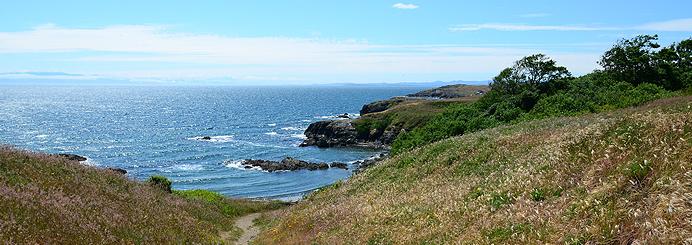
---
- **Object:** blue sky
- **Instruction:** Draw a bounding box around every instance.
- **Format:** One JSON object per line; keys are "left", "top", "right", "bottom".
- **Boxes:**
{"left": 1, "top": 0, "right": 691, "bottom": 84}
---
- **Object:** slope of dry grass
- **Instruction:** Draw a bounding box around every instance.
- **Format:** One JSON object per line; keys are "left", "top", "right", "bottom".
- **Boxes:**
{"left": 0, "top": 148, "right": 285, "bottom": 244}
{"left": 256, "top": 96, "right": 692, "bottom": 244}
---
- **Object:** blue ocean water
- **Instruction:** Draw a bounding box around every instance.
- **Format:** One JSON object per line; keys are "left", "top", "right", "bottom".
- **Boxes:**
{"left": 0, "top": 85, "right": 421, "bottom": 200}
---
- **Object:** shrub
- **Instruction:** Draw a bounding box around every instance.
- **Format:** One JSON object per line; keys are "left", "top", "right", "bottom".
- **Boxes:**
{"left": 147, "top": 175, "right": 172, "bottom": 193}
{"left": 530, "top": 188, "right": 546, "bottom": 202}
{"left": 493, "top": 101, "right": 524, "bottom": 122}
{"left": 626, "top": 160, "right": 652, "bottom": 183}
{"left": 489, "top": 192, "right": 514, "bottom": 210}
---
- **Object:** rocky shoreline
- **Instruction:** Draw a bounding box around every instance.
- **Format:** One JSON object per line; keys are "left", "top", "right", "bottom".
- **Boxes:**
{"left": 238, "top": 153, "right": 388, "bottom": 173}
{"left": 298, "top": 117, "right": 399, "bottom": 149}
{"left": 240, "top": 157, "right": 345, "bottom": 172}
{"left": 298, "top": 119, "right": 391, "bottom": 149}
{"left": 57, "top": 153, "right": 128, "bottom": 175}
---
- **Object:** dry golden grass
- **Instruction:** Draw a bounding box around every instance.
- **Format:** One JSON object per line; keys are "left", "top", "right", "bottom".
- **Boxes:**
{"left": 0, "top": 148, "right": 285, "bottom": 244}
{"left": 256, "top": 96, "right": 692, "bottom": 244}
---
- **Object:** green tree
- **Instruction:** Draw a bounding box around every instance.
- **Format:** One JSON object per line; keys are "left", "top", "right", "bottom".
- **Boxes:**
{"left": 599, "top": 35, "right": 661, "bottom": 86}
{"left": 147, "top": 175, "right": 172, "bottom": 193}
{"left": 490, "top": 54, "right": 572, "bottom": 95}
{"left": 657, "top": 39, "right": 692, "bottom": 90}
{"left": 488, "top": 54, "right": 571, "bottom": 111}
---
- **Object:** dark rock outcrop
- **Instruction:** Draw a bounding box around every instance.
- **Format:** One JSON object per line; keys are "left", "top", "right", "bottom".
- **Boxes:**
{"left": 241, "top": 157, "right": 333, "bottom": 172}
{"left": 58, "top": 153, "right": 87, "bottom": 162}
{"left": 299, "top": 118, "right": 395, "bottom": 149}
{"left": 360, "top": 97, "right": 410, "bottom": 115}
{"left": 107, "top": 167, "right": 127, "bottom": 175}
{"left": 329, "top": 162, "right": 348, "bottom": 170}
{"left": 201, "top": 136, "right": 212, "bottom": 140}
{"left": 353, "top": 153, "right": 389, "bottom": 173}
{"left": 337, "top": 113, "right": 350, "bottom": 118}
{"left": 299, "top": 119, "right": 360, "bottom": 147}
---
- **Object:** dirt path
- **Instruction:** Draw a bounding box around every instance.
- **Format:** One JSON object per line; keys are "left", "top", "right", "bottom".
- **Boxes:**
{"left": 234, "top": 213, "right": 261, "bottom": 245}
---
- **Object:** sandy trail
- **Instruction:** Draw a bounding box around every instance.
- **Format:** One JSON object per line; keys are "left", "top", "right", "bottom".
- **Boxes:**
{"left": 234, "top": 213, "right": 261, "bottom": 245}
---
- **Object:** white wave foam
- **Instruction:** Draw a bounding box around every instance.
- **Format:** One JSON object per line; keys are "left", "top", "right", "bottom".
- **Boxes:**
{"left": 264, "top": 132, "right": 278, "bottom": 136}
{"left": 281, "top": 126, "right": 306, "bottom": 131}
{"left": 224, "top": 160, "right": 263, "bottom": 171}
{"left": 173, "top": 164, "right": 204, "bottom": 171}
{"left": 267, "top": 123, "right": 277, "bottom": 126}
{"left": 236, "top": 140, "right": 292, "bottom": 149}
{"left": 81, "top": 157, "right": 97, "bottom": 166}
{"left": 291, "top": 134, "right": 307, "bottom": 139}
{"left": 35, "top": 134, "right": 49, "bottom": 139}
{"left": 188, "top": 135, "right": 234, "bottom": 143}
{"left": 315, "top": 113, "right": 360, "bottom": 119}
{"left": 301, "top": 119, "right": 312, "bottom": 122}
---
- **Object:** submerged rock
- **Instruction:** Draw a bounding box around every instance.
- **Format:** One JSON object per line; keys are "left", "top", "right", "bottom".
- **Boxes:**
{"left": 57, "top": 153, "right": 87, "bottom": 162}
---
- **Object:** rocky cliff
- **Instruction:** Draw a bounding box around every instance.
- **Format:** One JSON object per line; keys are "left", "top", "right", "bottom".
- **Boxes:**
{"left": 299, "top": 119, "right": 391, "bottom": 148}
{"left": 301, "top": 84, "right": 486, "bottom": 149}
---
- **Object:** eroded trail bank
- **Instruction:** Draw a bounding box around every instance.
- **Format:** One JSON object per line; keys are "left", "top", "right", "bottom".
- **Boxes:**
{"left": 235, "top": 213, "right": 261, "bottom": 245}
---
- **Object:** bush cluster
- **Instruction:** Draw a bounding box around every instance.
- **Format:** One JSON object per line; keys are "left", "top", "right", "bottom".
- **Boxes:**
{"left": 392, "top": 35, "right": 690, "bottom": 154}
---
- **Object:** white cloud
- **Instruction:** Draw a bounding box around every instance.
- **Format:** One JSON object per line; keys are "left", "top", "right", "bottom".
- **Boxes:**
{"left": 392, "top": 3, "right": 419, "bottom": 9}
{"left": 636, "top": 18, "right": 692, "bottom": 32}
{"left": 449, "top": 24, "right": 614, "bottom": 32}
{"left": 449, "top": 18, "right": 692, "bottom": 32}
{"left": 0, "top": 24, "right": 602, "bottom": 82}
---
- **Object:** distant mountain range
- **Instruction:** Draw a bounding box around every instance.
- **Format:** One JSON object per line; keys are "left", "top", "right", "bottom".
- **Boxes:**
{"left": 0, "top": 76, "right": 490, "bottom": 87}
{"left": 317, "top": 80, "right": 490, "bottom": 88}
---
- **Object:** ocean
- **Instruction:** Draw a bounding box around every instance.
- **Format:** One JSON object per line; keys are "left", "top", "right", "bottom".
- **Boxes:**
{"left": 0, "top": 85, "right": 422, "bottom": 200}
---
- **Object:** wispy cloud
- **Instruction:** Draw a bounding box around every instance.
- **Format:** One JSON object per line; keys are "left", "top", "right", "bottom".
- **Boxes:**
{"left": 449, "top": 18, "right": 692, "bottom": 32}
{"left": 449, "top": 24, "right": 611, "bottom": 32}
{"left": 392, "top": 3, "right": 419, "bottom": 9}
{"left": 636, "top": 18, "right": 692, "bottom": 32}
{"left": 0, "top": 71, "right": 84, "bottom": 77}
{"left": 519, "top": 13, "right": 551, "bottom": 18}
{"left": 0, "top": 24, "right": 601, "bottom": 82}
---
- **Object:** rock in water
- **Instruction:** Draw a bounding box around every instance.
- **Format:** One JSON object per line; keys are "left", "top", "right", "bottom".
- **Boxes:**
{"left": 329, "top": 162, "right": 348, "bottom": 170}
{"left": 241, "top": 157, "right": 331, "bottom": 172}
{"left": 58, "top": 153, "right": 87, "bottom": 162}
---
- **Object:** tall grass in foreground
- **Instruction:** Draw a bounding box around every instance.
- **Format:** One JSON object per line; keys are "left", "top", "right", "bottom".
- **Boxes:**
{"left": 0, "top": 148, "right": 286, "bottom": 243}
{"left": 256, "top": 96, "right": 692, "bottom": 244}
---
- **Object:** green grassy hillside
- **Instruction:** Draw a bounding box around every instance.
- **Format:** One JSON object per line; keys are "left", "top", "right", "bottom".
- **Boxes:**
{"left": 0, "top": 148, "right": 286, "bottom": 244}
{"left": 256, "top": 96, "right": 692, "bottom": 244}
{"left": 353, "top": 97, "right": 479, "bottom": 143}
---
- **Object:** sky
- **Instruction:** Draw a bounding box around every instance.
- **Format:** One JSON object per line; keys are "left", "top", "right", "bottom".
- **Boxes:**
{"left": 1, "top": 0, "right": 691, "bottom": 85}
